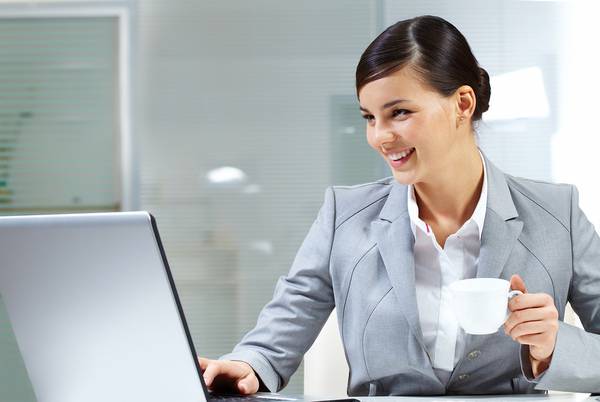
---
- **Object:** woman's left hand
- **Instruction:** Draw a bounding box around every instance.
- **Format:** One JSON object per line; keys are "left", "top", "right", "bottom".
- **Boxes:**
{"left": 504, "top": 274, "right": 559, "bottom": 377}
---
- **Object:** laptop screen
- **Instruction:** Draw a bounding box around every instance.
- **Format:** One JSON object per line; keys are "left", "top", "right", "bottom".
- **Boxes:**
{"left": 0, "top": 212, "right": 209, "bottom": 402}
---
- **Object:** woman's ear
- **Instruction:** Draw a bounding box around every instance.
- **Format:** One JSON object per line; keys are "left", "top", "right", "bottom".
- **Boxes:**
{"left": 455, "top": 85, "right": 476, "bottom": 126}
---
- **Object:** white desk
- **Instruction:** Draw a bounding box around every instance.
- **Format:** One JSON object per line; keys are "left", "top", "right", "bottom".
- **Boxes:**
{"left": 298, "top": 394, "right": 596, "bottom": 402}
{"left": 352, "top": 395, "right": 596, "bottom": 402}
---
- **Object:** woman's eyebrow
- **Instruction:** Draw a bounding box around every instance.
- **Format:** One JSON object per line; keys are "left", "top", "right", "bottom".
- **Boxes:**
{"left": 359, "top": 98, "right": 409, "bottom": 113}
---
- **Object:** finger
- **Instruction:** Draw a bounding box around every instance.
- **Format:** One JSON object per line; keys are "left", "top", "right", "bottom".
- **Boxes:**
{"left": 510, "top": 274, "right": 528, "bottom": 294}
{"left": 202, "top": 361, "right": 226, "bottom": 387}
{"left": 514, "top": 332, "right": 550, "bottom": 347}
{"left": 507, "top": 320, "right": 547, "bottom": 340}
{"left": 198, "top": 357, "right": 210, "bottom": 370}
{"left": 509, "top": 293, "right": 554, "bottom": 312}
{"left": 504, "top": 307, "right": 554, "bottom": 333}
{"left": 237, "top": 376, "right": 259, "bottom": 395}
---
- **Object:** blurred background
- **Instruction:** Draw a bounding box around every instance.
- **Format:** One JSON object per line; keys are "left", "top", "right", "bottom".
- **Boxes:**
{"left": 0, "top": 0, "right": 599, "bottom": 399}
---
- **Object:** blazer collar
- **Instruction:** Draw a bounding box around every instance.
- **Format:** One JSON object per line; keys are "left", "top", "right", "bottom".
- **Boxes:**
{"left": 377, "top": 179, "right": 409, "bottom": 223}
{"left": 483, "top": 152, "right": 519, "bottom": 222}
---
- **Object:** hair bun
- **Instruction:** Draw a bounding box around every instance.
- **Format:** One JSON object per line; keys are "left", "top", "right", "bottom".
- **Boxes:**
{"left": 476, "top": 67, "right": 491, "bottom": 116}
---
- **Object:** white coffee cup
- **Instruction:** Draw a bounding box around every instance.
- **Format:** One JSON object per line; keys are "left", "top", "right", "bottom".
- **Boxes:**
{"left": 449, "top": 278, "right": 523, "bottom": 335}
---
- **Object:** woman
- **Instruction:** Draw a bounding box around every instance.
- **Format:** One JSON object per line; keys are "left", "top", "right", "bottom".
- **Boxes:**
{"left": 200, "top": 15, "right": 600, "bottom": 395}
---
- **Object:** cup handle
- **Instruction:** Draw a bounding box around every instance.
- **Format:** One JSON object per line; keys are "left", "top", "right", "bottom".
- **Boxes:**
{"left": 504, "top": 290, "right": 524, "bottom": 322}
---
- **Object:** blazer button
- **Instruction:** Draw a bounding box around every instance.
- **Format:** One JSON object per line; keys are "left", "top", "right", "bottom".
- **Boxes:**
{"left": 467, "top": 350, "right": 481, "bottom": 360}
{"left": 458, "top": 373, "right": 470, "bottom": 381}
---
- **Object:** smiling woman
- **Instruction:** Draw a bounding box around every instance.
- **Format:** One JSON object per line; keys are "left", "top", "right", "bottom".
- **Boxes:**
{"left": 356, "top": 16, "right": 489, "bottom": 247}
{"left": 199, "top": 15, "right": 600, "bottom": 396}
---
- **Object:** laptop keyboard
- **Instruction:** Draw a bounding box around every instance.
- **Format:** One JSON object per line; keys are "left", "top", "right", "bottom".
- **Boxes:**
{"left": 209, "top": 393, "right": 297, "bottom": 402}
{"left": 209, "top": 394, "right": 297, "bottom": 402}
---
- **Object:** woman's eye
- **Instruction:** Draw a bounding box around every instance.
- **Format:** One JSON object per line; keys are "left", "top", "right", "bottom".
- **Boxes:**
{"left": 361, "top": 114, "right": 374, "bottom": 123}
{"left": 392, "top": 109, "right": 410, "bottom": 118}
{"left": 361, "top": 110, "right": 409, "bottom": 123}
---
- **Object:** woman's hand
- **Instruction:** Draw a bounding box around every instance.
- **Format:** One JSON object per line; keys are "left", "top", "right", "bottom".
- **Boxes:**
{"left": 504, "top": 274, "right": 559, "bottom": 377}
{"left": 198, "top": 357, "right": 260, "bottom": 395}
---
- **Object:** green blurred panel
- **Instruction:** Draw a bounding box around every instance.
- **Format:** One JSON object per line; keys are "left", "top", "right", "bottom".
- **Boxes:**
{"left": 0, "top": 16, "right": 119, "bottom": 214}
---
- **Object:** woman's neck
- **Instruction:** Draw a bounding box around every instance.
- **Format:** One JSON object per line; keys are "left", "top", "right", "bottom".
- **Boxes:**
{"left": 414, "top": 146, "right": 484, "bottom": 226}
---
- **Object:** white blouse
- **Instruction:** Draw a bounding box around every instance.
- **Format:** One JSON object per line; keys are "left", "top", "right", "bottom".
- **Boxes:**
{"left": 407, "top": 152, "right": 488, "bottom": 385}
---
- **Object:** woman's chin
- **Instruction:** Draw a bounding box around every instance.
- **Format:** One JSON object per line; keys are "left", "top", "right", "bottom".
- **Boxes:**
{"left": 391, "top": 171, "right": 418, "bottom": 186}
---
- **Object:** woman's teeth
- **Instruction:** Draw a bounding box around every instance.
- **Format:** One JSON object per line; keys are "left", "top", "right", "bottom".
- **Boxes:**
{"left": 389, "top": 148, "right": 415, "bottom": 161}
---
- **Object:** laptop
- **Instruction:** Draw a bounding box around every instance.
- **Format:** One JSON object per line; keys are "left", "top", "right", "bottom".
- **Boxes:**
{"left": 0, "top": 211, "right": 300, "bottom": 402}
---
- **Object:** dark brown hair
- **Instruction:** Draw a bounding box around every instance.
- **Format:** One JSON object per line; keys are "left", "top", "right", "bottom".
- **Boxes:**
{"left": 356, "top": 15, "right": 490, "bottom": 122}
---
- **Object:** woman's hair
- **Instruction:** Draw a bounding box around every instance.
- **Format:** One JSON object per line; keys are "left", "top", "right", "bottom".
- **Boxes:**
{"left": 356, "top": 15, "right": 490, "bottom": 122}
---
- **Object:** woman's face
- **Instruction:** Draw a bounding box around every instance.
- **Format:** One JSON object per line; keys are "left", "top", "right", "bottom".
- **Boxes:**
{"left": 358, "top": 67, "right": 466, "bottom": 186}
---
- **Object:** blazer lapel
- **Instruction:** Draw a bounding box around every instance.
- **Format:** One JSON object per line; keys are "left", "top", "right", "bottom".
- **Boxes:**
{"left": 454, "top": 154, "right": 524, "bottom": 377}
{"left": 476, "top": 154, "right": 523, "bottom": 279}
{"left": 476, "top": 214, "right": 523, "bottom": 279}
{"left": 371, "top": 182, "right": 426, "bottom": 349}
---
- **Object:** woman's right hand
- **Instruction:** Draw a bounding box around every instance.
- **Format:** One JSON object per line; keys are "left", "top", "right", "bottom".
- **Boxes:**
{"left": 198, "top": 357, "right": 260, "bottom": 395}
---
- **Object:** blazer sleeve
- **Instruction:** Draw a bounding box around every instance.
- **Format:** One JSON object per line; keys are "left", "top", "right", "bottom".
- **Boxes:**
{"left": 521, "top": 185, "right": 600, "bottom": 393}
{"left": 219, "top": 187, "right": 336, "bottom": 392}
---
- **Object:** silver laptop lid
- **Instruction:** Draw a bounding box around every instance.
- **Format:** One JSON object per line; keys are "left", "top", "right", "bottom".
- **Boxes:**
{"left": 0, "top": 211, "right": 207, "bottom": 402}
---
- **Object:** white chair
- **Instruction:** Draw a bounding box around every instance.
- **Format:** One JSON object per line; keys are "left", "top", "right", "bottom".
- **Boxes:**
{"left": 303, "top": 309, "right": 349, "bottom": 398}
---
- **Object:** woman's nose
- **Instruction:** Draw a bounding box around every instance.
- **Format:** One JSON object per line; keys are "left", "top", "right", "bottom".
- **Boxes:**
{"left": 373, "top": 121, "right": 397, "bottom": 145}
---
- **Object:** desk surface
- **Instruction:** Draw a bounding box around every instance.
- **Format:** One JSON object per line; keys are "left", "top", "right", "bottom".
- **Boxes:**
{"left": 299, "top": 394, "right": 597, "bottom": 402}
{"left": 353, "top": 395, "right": 596, "bottom": 402}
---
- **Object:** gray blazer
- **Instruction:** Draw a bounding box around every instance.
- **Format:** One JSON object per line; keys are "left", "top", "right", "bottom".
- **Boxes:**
{"left": 221, "top": 154, "right": 600, "bottom": 395}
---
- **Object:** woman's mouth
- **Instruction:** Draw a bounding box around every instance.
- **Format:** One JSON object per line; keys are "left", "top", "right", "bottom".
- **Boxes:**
{"left": 387, "top": 147, "right": 415, "bottom": 168}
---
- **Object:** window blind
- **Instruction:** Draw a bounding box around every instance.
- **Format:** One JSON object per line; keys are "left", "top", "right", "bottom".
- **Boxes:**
{"left": 0, "top": 16, "right": 119, "bottom": 214}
